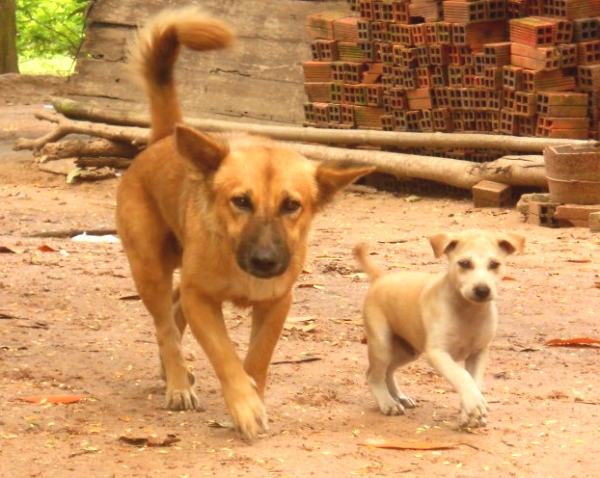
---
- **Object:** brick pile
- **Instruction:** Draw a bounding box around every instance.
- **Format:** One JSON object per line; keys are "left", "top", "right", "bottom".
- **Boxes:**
{"left": 303, "top": 0, "right": 600, "bottom": 143}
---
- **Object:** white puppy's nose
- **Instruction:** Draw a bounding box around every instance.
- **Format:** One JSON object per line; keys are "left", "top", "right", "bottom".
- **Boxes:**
{"left": 473, "top": 284, "right": 491, "bottom": 300}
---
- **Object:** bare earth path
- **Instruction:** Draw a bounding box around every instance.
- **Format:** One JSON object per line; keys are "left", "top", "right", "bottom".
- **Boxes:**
{"left": 1, "top": 83, "right": 599, "bottom": 477}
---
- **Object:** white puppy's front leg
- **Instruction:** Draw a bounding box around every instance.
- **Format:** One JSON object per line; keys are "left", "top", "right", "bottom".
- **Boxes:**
{"left": 426, "top": 348, "right": 488, "bottom": 427}
{"left": 465, "top": 347, "right": 489, "bottom": 390}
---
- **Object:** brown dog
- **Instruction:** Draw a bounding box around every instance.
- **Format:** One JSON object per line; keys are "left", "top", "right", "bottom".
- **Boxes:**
{"left": 115, "top": 7, "right": 373, "bottom": 441}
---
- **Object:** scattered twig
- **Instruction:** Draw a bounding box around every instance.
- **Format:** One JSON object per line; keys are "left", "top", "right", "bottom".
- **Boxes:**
{"left": 271, "top": 356, "right": 321, "bottom": 366}
{"left": 28, "top": 228, "right": 118, "bottom": 238}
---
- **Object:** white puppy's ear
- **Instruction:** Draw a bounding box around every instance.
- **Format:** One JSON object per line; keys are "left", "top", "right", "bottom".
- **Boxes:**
{"left": 498, "top": 233, "right": 526, "bottom": 256}
{"left": 429, "top": 233, "right": 457, "bottom": 258}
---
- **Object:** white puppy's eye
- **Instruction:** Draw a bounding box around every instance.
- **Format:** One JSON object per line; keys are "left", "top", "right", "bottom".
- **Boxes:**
{"left": 458, "top": 260, "right": 472, "bottom": 269}
{"left": 489, "top": 260, "right": 501, "bottom": 270}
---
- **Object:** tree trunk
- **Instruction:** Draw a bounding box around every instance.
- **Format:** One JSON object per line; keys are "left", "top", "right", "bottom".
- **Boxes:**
{"left": 0, "top": 0, "right": 19, "bottom": 73}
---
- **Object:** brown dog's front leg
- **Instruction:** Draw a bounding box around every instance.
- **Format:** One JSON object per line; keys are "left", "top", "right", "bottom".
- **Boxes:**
{"left": 244, "top": 293, "right": 293, "bottom": 397}
{"left": 181, "top": 287, "right": 267, "bottom": 441}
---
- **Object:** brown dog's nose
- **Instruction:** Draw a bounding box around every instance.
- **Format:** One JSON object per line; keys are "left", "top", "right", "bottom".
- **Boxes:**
{"left": 249, "top": 250, "right": 282, "bottom": 277}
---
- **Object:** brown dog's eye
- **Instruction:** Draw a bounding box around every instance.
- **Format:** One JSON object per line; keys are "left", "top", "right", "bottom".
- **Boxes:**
{"left": 280, "top": 198, "right": 301, "bottom": 215}
{"left": 231, "top": 195, "right": 253, "bottom": 212}
{"left": 489, "top": 260, "right": 500, "bottom": 270}
{"left": 458, "top": 260, "right": 472, "bottom": 270}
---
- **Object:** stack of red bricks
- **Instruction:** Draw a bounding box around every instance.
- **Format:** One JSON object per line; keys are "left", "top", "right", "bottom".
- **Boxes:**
{"left": 303, "top": 0, "right": 600, "bottom": 141}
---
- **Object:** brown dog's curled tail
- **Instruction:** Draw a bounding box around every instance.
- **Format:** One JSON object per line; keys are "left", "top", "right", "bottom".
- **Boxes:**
{"left": 353, "top": 243, "right": 385, "bottom": 282}
{"left": 129, "top": 8, "right": 234, "bottom": 144}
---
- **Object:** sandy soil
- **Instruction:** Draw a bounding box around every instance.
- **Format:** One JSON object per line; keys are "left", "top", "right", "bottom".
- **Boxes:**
{"left": 1, "top": 79, "right": 599, "bottom": 477}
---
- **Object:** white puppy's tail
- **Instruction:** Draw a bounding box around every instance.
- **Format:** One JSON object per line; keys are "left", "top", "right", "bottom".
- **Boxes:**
{"left": 353, "top": 243, "right": 384, "bottom": 282}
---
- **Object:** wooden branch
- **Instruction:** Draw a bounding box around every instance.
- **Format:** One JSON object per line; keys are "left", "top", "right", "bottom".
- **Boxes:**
{"left": 14, "top": 109, "right": 547, "bottom": 189}
{"left": 75, "top": 157, "right": 134, "bottom": 169}
{"left": 37, "top": 138, "right": 140, "bottom": 162}
{"left": 51, "top": 96, "right": 597, "bottom": 153}
{"left": 288, "top": 143, "right": 548, "bottom": 189}
{"left": 13, "top": 111, "right": 149, "bottom": 152}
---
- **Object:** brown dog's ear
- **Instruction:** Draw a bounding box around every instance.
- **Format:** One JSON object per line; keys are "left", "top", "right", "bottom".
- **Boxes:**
{"left": 174, "top": 125, "right": 229, "bottom": 174}
{"left": 315, "top": 165, "right": 374, "bottom": 209}
{"left": 429, "top": 233, "right": 457, "bottom": 258}
{"left": 498, "top": 233, "right": 526, "bottom": 256}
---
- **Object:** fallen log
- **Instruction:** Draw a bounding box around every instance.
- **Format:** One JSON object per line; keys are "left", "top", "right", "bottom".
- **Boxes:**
{"left": 36, "top": 138, "right": 140, "bottom": 162}
{"left": 14, "top": 110, "right": 547, "bottom": 189}
{"left": 288, "top": 143, "right": 547, "bottom": 189}
{"left": 13, "top": 111, "right": 148, "bottom": 152}
{"left": 51, "top": 97, "right": 597, "bottom": 153}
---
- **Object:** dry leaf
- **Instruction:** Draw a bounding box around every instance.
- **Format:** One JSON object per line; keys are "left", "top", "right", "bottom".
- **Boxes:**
{"left": 37, "top": 244, "right": 58, "bottom": 252}
{"left": 359, "top": 438, "right": 460, "bottom": 450}
{"left": 0, "top": 246, "right": 17, "bottom": 253}
{"left": 545, "top": 337, "right": 600, "bottom": 347}
{"left": 297, "top": 283, "right": 324, "bottom": 290}
{"left": 565, "top": 259, "right": 591, "bottom": 263}
{"left": 284, "top": 323, "right": 319, "bottom": 333}
{"left": 286, "top": 315, "right": 317, "bottom": 323}
{"left": 19, "top": 394, "right": 88, "bottom": 405}
{"left": 119, "top": 434, "right": 180, "bottom": 447}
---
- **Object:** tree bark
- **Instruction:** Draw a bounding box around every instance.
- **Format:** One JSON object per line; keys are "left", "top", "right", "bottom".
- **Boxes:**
{"left": 0, "top": 0, "right": 19, "bottom": 73}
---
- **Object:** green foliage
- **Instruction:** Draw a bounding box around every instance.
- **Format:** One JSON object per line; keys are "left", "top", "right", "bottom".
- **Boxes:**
{"left": 16, "top": 0, "right": 88, "bottom": 61}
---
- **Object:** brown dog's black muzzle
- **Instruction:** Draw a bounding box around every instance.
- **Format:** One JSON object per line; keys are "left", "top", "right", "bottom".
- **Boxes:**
{"left": 236, "top": 220, "right": 291, "bottom": 279}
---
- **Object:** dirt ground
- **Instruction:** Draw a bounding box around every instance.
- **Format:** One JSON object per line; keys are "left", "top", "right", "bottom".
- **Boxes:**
{"left": 1, "top": 77, "right": 599, "bottom": 478}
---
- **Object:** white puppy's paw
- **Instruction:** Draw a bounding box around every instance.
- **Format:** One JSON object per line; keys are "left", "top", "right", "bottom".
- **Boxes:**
{"left": 375, "top": 394, "right": 408, "bottom": 416}
{"left": 396, "top": 393, "right": 416, "bottom": 409}
{"left": 379, "top": 400, "right": 406, "bottom": 416}
{"left": 459, "top": 391, "right": 488, "bottom": 428}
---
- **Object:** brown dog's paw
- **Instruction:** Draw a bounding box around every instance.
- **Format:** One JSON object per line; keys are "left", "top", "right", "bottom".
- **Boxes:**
{"left": 166, "top": 388, "right": 200, "bottom": 410}
{"left": 232, "top": 400, "right": 268, "bottom": 442}
{"left": 224, "top": 379, "right": 268, "bottom": 441}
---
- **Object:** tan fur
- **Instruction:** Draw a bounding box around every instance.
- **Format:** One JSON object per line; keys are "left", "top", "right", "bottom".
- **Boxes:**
{"left": 354, "top": 230, "right": 525, "bottom": 428}
{"left": 116, "top": 8, "right": 373, "bottom": 441}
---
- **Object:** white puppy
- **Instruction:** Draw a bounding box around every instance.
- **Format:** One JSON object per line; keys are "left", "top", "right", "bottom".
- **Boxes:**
{"left": 354, "top": 230, "right": 525, "bottom": 428}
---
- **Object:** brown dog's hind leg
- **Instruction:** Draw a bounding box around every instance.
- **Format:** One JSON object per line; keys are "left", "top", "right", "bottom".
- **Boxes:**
{"left": 131, "top": 256, "right": 198, "bottom": 410}
{"left": 117, "top": 197, "right": 198, "bottom": 410}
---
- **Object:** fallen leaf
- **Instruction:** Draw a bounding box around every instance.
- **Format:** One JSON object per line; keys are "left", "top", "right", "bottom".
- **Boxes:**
{"left": 284, "top": 323, "right": 319, "bottom": 333}
{"left": 286, "top": 315, "right": 317, "bottom": 323}
{"left": 297, "top": 283, "right": 324, "bottom": 290}
{"left": 0, "top": 246, "right": 17, "bottom": 253}
{"left": 545, "top": 337, "right": 600, "bottom": 347}
{"left": 37, "top": 244, "right": 58, "bottom": 252}
{"left": 119, "top": 434, "right": 180, "bottom": 447}
{"left": 19, "top": 394, "right": 88, "bottom": 405}
{"left": 206, "top": 420, "right": 233, "bottom": 429}
{"left": 359, "top": 438, "right": 460, "bottom": 450}
{"left": 503, "top": 275, "right": 517, "bottom": 281}
{"left": 565, "top": 259, "right": 591, "bottom": 263}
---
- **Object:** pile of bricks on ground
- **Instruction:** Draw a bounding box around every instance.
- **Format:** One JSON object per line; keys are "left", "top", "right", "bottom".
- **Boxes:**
{"left": 303, "top": 0, "right": 600, "bottom": 149}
